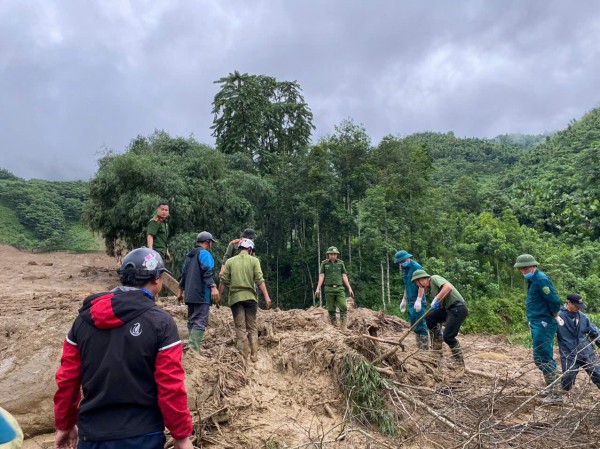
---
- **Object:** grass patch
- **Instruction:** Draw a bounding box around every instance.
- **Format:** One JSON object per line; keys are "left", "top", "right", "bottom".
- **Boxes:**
{"left": 340, "top": 353, "right": 400, "bottom": 436}
{"left": 0, "top": 203, "right": 35, "bottom": 248}
{"left": 507, "top": 332, "right": 532, "bottom": 348}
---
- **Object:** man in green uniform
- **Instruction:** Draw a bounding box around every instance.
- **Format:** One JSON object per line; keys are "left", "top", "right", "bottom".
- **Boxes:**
{"left": 147, "top": 201, "right": 170, "bottom": 260}
{"left": 315, "top": 246, "right": 354, "bottom": 330}
{"left": 411, "top": 270, "right": 468, "bottom": 366}
{"left": 514, "top": 254, "right": 563, "bottom": 403}
{"left": 220, "top": 238, "right": 271, "bottom": 362}
{"left": 218, "top": 228, "right": 257, "bottom": 278}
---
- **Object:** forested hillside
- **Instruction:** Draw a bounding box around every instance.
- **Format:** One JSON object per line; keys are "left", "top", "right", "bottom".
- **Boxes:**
{"left": 81, "top": 95, "right": 600, "bottom": 336}
{"left": 0, "top": 169, "right": 99, "bottom": 252}
{"left": 3, "top": 76, "right": 599, "bottom": 337}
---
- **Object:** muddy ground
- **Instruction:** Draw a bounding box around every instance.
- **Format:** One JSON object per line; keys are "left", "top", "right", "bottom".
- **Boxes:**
{"left": 1, "top": 245, "right": 599, "bottom": 448}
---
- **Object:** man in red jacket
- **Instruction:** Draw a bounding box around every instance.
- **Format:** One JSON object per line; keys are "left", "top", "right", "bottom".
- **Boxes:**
{"left": 53, "top": 247, "right": 193, "bottom": 449}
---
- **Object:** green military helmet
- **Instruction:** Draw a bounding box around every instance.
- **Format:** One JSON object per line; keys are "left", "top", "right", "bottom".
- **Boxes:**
{"left": 411, "top": 269, "right": 430, "bottom": 283}
{"left": 514, "top": 254, "right": 539, "bottom": 268}
{"left": 326, "top": 246, "right": 340, "bottom": 255}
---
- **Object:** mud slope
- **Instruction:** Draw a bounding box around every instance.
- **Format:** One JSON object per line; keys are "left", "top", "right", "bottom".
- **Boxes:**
{"left": 2, "top": 246, "right": 600, "bottom": 448}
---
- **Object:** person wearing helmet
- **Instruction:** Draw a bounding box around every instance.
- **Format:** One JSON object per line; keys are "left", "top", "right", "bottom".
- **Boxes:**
{"left": 394, "top": 250, "right": 429, "bottom": 350}
{"left": 219, "top": 228, "right": 257, "bottom": 277}
{"left": 146, "top": 201, "right": 171, "bottom": 261}
{"left": 514, "top": 254, "right": 563, "bottom": 403}
{"left": 178, "top": 231, "right": 219, "bottom": 351}
{"left": 220, "top": 238, "right": 272, "bottom": 362}
{"left": 411, "top": 270, "right": 468, "bottom": 366}
{"left": 54, "top": 247, "right": 193, "bottom": 449}
{"left": 315, "top": 246, "right": 354, "bottom": 330}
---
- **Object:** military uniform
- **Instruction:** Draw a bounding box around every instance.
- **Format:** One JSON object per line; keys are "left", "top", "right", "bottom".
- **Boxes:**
{"left": 525, "top": 269, "right": 561, "bottom": 375}
{"left": 320, "top": 258, "right": 348, "bottom": 324}
{"left": 514, "top": 254, "right": 563, "bottom": 402}
{"left": 401, "top": 259, "right": 428, "bottom": 339}
{"left": 147, "top": 216, "right": 169, "bottom": 259}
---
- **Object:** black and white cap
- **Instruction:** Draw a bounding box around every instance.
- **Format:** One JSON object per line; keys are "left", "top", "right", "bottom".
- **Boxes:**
{"left": 567, "top": 293, "right": 587, "bottom": 309}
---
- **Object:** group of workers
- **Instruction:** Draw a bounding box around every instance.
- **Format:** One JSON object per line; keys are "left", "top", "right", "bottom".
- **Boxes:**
{"left": 50, "top": 201, "right": 600, "bottom": 448}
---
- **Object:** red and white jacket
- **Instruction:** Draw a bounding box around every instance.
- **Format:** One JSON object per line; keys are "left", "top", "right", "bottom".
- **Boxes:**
{"left": 54, "top": 287, "right": 192, "bottom": 441}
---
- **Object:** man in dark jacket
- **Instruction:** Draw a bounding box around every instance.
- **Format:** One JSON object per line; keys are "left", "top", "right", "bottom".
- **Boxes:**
{"left": 557, "top": 293, "right": 600, "bottom": 391}
{"left": 178, "top": 231, "right": 219, "bottom": 351}
{"left": 53, "top": 247, "right": 193, "bottom": 449}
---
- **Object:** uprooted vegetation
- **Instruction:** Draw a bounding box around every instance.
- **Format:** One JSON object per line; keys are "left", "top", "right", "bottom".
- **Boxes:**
{"left": 1, "top": 247, "right": 600, "bottom": 448}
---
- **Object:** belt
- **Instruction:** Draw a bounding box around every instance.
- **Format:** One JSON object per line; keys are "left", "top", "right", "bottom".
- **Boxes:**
{"left": 326, "top": 285, "right": 340, "bottom": 288}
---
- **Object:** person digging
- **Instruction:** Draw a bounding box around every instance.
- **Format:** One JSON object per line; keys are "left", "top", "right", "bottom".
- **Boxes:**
{"left": 315, "top": 246, "right": 354, "bottom": 331}
{"left": 411, "top": 269, "right": 468, "bottom": 366}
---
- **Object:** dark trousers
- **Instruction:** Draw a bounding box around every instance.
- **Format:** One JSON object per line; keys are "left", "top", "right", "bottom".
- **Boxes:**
{"left": 561, "top": 356, "right": 600, "bottom": 390}
{"left": 187, "top": 303, "right": 210, "bottom": 330}
{"left": 231, "top": 300, "right": 258, "bottom": 338}
{"left": 78, "top": 432, "right": 166, "bottom": 449}
{"left": 425, "top": 303, "right": 468, "bottom": 348}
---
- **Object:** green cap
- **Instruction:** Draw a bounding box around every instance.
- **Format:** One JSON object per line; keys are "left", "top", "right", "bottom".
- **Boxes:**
{"left": 411, "top": 269, "right": 430, "bottom": 282}
{"left": 326, "top": 246, "right": 340, "bottom": 255}
{"left": 514, "top": 254, "right": 539, "bottom": 268}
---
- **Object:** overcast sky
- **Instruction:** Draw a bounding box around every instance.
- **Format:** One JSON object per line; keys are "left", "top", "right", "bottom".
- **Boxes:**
{"left": 1, "top": 1, "right": 599, "bottom": 180}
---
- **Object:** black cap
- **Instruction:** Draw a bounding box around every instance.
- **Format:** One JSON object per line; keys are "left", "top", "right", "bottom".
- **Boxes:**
{"left": 567, "top": 293, "right": 586, "bottom": 309}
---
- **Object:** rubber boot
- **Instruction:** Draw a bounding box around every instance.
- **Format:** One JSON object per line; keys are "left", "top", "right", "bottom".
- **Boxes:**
{"left": 449, "top": 342, "right": 465, "bottom": 366}
{"left": 430, "top": 326, "right": 443, "bottom": 352}
{"left": 249, "top": 335, "right": 259, "bottom": 362}
{"left": 416, "top": 333, "right": 429, "bottom": 350}
{"left": 188, "top": 329, "right": 204, "bottom": 352}
{"left": 541, "top": 372, "right": 563, "bottom": 404}
{"left": 329, "top": 312, "right": 337, "bottom": 326}
{"left": 340, "top": 313, "right": 348, "bottom": 331}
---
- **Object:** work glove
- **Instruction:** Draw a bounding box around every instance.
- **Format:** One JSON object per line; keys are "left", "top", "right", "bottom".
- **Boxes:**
{"left": 414, "top": 297, "right": 422, "bottom": 313}
{"left": 400, "top": 298, "right": 407, "bottom": 313}
{"left": 555, "top": 316, "right": 564, "bottom": 326}
{"left": 430, "top": 297, "right": 440, "bottom": 310}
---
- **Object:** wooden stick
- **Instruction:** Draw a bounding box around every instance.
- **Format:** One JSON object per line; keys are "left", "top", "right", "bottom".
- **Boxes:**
{"left": 394, "top": 387, "right": 470, "bottom": 438}
{"left": 361, "top": 334, "right": 405, "bottom": 346}
{"left": 372, "top": 309, "right": 433, "bottom": 365}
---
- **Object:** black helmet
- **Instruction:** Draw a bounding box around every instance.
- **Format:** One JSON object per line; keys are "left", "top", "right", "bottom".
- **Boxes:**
{"left": 118, "top": 247, "right": 167, "bottom": 280}
{"left": 242, "top": 228, "right": 256, "bottom": 240}
{"left": 197, "top": 231, "right": 216, "bottom": 243}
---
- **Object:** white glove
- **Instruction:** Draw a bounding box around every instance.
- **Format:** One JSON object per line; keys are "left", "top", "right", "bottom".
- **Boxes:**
{"left": 556, "top": 316, "right": 564, "bottom": 326}
{"left": 400, "top": 298, "right": 407, "bottom": 313}
{"left": 414, "top": 297, "right": 422, "bottom": 313}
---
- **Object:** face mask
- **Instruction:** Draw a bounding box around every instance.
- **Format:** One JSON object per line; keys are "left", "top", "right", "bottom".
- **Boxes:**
{"left": 401, "top": 261, "right": 410, "bottom": 268}
{"left": 523, "top": 272, "right": 535, "bottom": 279}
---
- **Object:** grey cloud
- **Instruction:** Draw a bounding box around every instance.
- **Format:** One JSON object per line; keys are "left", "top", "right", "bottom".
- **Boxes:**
{"left": 1, "top": 0, "right": 599, "bottom": 180}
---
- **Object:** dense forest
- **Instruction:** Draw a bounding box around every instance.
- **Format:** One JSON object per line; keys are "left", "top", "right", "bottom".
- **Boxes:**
{"left": 2, "top": 73, "right": 599, "bottom": 337}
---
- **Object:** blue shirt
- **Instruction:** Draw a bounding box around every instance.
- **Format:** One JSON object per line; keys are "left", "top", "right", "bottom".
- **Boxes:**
{"left": 557, "top": 306, "right": 600, "bottom": 361}
{"left": 525, "top": 269, "right": 561, "bottom": 322}
{"left": 402, "top": 260, "right": 426, "bottom": 303}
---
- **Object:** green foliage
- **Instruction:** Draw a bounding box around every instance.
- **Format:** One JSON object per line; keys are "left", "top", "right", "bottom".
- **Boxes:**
{"left": 211, "top": 71, "right": 315, "bottom": 174}
{"left": 340, "top": 354, "right": 399, "bottom": 435}
{"left": 0, "top": 177, "right": 96, "bottom": 251}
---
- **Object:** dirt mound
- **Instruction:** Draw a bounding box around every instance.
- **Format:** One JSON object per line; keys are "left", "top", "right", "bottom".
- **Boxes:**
{"left": 1, "top": 246, "right": 600, "bottom": 448}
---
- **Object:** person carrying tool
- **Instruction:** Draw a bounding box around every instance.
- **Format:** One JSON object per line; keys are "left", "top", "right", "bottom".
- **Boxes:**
{"left": 220, "top": 238, "right": 271, "bottom": 362}
{"left": 411, "top": 270, "right": 468, "bottom": 366}
{"left": 177, "top": 231, "right": 219, "bottom": 352}
{"left": 514, "top": 254, "right": 563, "bottom": 403}
{"left": 53, "top": 247, "right": 193, "bottom": 449}
{"left": 315, "top": 246, "right": 354, "bottom": 330}
{"left": 557, "top": 293, "right": 600, "bottom": 392}
{"left": 394, "top": 250, "right": 429, "bottom": 350}
{"left": 219, "top": 228, "right": 257, "bottom": 277}
{"left": 146, "top": 201, "right": 171, "bottom": 261}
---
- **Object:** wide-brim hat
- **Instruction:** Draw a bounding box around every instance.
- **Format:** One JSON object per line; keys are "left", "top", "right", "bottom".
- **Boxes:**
{"left": 411, "top": 269, "right": 430, "bottom": 282}
{"left": 514, "top": 254, "right": 539, "bottom": 268}
{"left": 394, "top": 250, "right": 412, "bottom": 264}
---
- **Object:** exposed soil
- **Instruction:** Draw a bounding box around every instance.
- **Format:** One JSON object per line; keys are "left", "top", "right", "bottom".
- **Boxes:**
{"left": 1, "top": 245, "right": 599, "bottom": 448}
